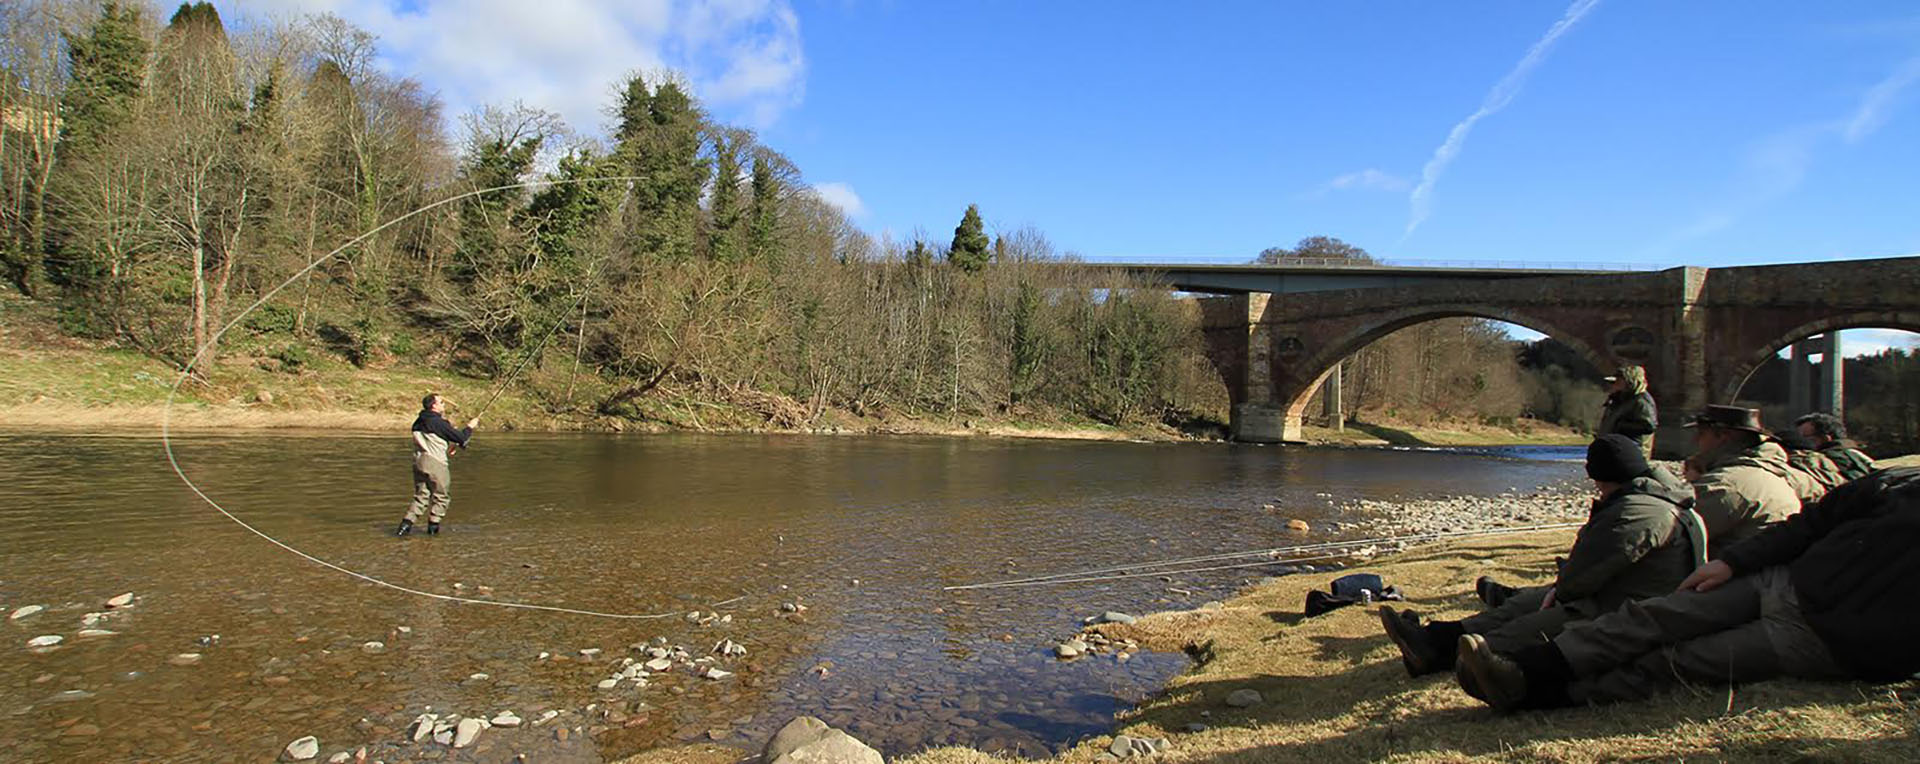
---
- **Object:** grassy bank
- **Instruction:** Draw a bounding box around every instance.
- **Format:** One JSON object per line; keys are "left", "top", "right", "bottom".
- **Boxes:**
{"left": 623, "top": 530, "right": 1916, "bottom": 764}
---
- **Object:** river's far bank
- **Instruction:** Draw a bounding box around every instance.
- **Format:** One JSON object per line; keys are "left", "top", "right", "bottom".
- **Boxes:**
{"left": 1, "top": 323, "right": 1592, "bottom": 447}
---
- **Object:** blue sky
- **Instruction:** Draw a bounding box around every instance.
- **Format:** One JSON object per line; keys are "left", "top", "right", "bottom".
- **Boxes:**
{"left": 250, "top": 0, "right": 1919, "bottom": 352}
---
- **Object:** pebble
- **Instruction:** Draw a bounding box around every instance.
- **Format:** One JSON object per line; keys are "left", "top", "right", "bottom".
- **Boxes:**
{"left": 490, "top": 711, "right": 522, "bottom": 728}
{"left": 596, "top": 679, "right": 619, "bottom": 690}
{"left": 9, "top": 605, "right": 44, "bottom": 620}
{"left": 1225, "top": 689, "right": 1262, "bottom": 708}
{"left": 534, "top": 710, "right": 559, "bottom": 726}
{"left": 105, "top": 592, "right": 134, "bottom": 608}
{"left": 27, "top": 635, "right": 63, "bottom": 648}
{"left": 701, "top": 667, "right": 733, "bottom": 680}
{"left": 713, "top": 639, "right": 747, "bottom": 657}
{"left": 409, "top": 714, "right": 437, "bottom": 742}
{"left": 328, "top": 753, "right": 350, "bottom": 764}
{"left": 1086, "top": 612, "right": 1138, "bottom": 626}
{"left": 452, "top": 718, "right": 484, "bottom": 748}
{"left": 644, "top": 657, "right": 673, "bottom": 672}
{"left": 1055, "top": 640, "right": 1088, "bottom": 659}
{"left": 579, "top": 648, "right": 602, "bottom": 658}
{"left": 1183, "top": 723, "right": 1209, "bottom": 733}
{"left": 76, "top": 629, "right": 116, "bottom": 639}
{"left": 282, "top": 735, "right": 319, "bottom": 761}
{"left": 360, "top": 642, "right": 384, "bottom": 653}
{"left": 1286, "top": 519, "right": 1311, "bottom": 532}
{"left": 168, "top": 652, "right": 202, "bottom": 666}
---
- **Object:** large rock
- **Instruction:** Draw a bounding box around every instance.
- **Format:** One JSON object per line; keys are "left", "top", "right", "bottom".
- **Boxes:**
{"left": 1224, "top": 689, "right": 1262, "bottom": 708}
{"left": 452, "top": 718, "right": 484, "bottom": 748}
{"left": 763, "top": 716, "right": 883, "bottom": 764}
{"left": 10, "top": 605, "right": 45, "bottom": 620}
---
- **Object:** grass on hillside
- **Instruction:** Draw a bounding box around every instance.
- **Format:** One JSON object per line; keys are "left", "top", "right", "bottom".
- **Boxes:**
{"left": 623, "top": 531, "right": 1920, "bottom": 764}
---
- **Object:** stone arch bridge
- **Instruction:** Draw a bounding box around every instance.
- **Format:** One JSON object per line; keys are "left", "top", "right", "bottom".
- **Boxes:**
{"left": 1130, "top": 257, "right": 1920, "bottom": 455}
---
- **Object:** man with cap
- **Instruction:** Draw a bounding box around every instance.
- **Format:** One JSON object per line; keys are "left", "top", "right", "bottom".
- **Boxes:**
{"left": 1596, "top": 366, "right": 1657, "bottom": 453}
{"left": 1794, "top": 412, "right": 1876, "bottom": 481}
{"left": 1454, "top": 468, "right": 1920, "bottom": 712}
{"left": 1378, "top": 434, "right": 1705, "bottom": 678}
{"left": 1684, "top": 405, "right": 1801, "bottom": 557}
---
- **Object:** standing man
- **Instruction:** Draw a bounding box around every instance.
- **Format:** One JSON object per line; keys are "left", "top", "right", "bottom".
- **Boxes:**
{"left": 1794, "top": 413, "right": 1876, "bottom": 481}
{"left": 1685, "top": 405, "right": 1801, "bottom": 557}
{"left": 1597, "top": 366, "right": 1657, "bottom": 454}
{"left": 398, "top": 393, "right": 477, "bottom": 537}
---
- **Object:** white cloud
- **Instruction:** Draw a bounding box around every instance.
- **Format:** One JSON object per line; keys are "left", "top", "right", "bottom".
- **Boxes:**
{"left": 1313, "top": 168, "right": 1412, "bottom": 195}
{"left": 235, "top": 0, "right": 805, "bottom": 137}
{"left": 810, "top": 181, "right": 866, "bottom": 218}
{"left": 1403, "top": 0, "right": 1603, "bottom": 239}
{"left": 1644, "top": 55, "right": 1920, "bottom": 256}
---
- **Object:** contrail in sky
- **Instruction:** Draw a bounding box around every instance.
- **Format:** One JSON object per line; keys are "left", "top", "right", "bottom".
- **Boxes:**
{"left": 1403, "top": 0, "right": 1604, "bottom": 239}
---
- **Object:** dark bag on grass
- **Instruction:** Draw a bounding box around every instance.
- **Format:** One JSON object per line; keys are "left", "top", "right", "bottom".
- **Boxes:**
{"left": 1304, "top": 573, "right": 1403, "bottom": 617}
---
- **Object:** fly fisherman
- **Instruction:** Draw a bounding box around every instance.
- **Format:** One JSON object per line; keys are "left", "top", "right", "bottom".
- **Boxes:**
{"left": 397, "top": 393, "right": 478, "bottom": 537}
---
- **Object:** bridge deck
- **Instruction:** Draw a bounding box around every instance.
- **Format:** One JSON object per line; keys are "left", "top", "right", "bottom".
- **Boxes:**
{"left": 1082, "top": 262, "right": 1629, "bottom": 295}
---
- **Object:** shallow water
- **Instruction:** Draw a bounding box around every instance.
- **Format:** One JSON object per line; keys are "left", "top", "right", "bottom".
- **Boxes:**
{"left": 0, "top": 432, "right": 1579, "bottom": 762}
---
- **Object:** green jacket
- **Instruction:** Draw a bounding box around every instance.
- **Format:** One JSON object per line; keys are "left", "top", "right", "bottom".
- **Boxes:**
{"left": 1692, "top": 440, "right": 1803, "bottom": 558}
{"left": 1816, "top": 441, "right": 1876, "bottom": 481}
{"left": 1556, "top": 468, "right": 1702, "bottom": 616}
{"left": 1598, "top": 392, "right": 1658, "bottom": 444}
{"left": 1784, "top": 448, "right": 1846, "bottom": 496}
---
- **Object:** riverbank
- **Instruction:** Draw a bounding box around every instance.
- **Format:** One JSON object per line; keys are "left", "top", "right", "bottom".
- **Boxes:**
{"left": 619, "top": 479, "right": 1913, "bottom": 764}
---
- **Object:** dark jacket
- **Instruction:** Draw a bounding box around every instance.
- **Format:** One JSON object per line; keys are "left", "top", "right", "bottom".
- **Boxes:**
{"left": 1816, "top": 441, "right": 1876, "bottom": 481}
{"left": 1598, "top": 392, "right": 1658, "bottom": 444}
{"left": 411, "top": 410, "right": 472, "bottom": 467}
{"left": 1556, "top": 468, "right": 1702, "bottom": 616}
{"left": 1720, "top": 467, "right": 1920, "bottom": 681}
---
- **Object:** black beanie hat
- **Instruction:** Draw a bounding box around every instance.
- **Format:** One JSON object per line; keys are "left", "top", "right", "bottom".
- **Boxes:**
{"left": 1587, "top": 434, "right": 1650, "bottom": 483}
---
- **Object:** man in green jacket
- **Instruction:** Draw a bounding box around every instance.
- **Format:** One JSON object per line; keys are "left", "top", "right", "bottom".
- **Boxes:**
{"left": 1794, "top": 412, "right": 1875, "bottom": 481}
{"left": 1686, "top": 406, "right": 1801, "bottom": 557}
{"left": 1379, "top": 435, "right": 1705, "bottom": 676}
{"left": 1596, "top": 366, "right": 1657, "bottom": 453}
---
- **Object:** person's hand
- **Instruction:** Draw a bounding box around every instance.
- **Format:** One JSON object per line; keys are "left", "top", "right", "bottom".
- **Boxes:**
{"left": 1539, "top": 587, "right": 1557, "bottom": 610}
{"left": 466, "top": 417, "right": 480, "bottom": 429}
{"left": 1678, "top": 560, "right": 1734, "bottom": 592}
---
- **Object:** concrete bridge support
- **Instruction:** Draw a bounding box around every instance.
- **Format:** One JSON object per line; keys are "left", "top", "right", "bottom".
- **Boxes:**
{"left": 1786, "top": 334, "right": 1843, "bottom": 420}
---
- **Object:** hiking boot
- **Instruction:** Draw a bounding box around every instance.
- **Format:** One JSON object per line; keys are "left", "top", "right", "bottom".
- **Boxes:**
{"left": 395, "top": 519, "right": 414, "bottom": 537}
{"left": 426, "top": 521, "right": 441, "bottom": 536}
{"left": 1476, "top": 576, "right": 1519, "bottom": 608}
{"left": 1379, "top": 606, "right": 1441, "bottom": 676}
{"left": 1455, "top": 655, "right": 1484, "bottom": 701}
{"left": 1456, "top": 634, "right": 1528, "bottom": 712}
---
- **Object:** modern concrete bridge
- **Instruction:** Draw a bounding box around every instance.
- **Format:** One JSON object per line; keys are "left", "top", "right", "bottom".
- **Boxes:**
{"left": 1092, "top": 257, "right": 1920, "bottom": 456}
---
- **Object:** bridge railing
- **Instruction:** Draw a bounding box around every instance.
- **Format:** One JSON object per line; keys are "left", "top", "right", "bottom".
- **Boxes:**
{"left": 1248, "top": 257, "right": 1654, "bottom": 271}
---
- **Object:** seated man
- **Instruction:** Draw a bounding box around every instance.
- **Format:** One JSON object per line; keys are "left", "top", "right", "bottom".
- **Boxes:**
{"left": 1455, "top": 467, "right": 1920, "bottom": 711}
{"left": 1795, "top": 412, "right": 1876, "bottom": 481}
{"left": 1685, "top": 405, "right": 1802, "bottom": 557}
{"left": 1378, "top": 435, "right": 1704, "bottom": 676}
{"left": 1772, "top": 428, "right": 1845, "bottom": 504}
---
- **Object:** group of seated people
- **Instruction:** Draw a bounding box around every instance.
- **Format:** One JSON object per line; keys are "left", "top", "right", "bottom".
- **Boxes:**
{"left": 1377, "top": 404, "right": 1911, "bottom": 711}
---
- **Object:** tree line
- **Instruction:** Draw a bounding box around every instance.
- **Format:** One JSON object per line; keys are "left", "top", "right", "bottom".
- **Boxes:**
{"left": 1, "top": 1, "right": 1220, "bottom": 428}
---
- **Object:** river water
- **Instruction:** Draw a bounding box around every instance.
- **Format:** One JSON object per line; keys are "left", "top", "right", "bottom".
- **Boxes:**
{"left": 0, "top": 432, "right": 1581, "bottom": 762}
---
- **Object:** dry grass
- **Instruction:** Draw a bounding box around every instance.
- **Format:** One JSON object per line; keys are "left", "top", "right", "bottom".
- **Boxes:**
{"left": 628, "top": 531, "right": 1920, "bottom": 764}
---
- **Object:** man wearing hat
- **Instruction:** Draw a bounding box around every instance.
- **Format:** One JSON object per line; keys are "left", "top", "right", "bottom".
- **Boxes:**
{"left": 1454, "top": 468, "right": 1920, "bottom": 712}
{"left": 1378, "top": 434, "right": 1705, "bottom": 678}
{"left": 1685, "top": 405, "right": 1801, "bottom": 557}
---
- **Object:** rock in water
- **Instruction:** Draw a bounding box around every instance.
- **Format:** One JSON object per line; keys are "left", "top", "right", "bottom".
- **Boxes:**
{"left": 168, "top": 653, "right": 203, "bottom": 666}
{"left": 1055, "top": 639, "right": 1088, "bottom": 659}
{"left": 282, "top": 735, "right": 320, "bottom": 761}
{"left": 27, "top": 635, "right": 63, "bottom": 648}
{"left": 327, "top": 753, "right": 350, "bottom": 764}
{"left": 10, "top": 605, "right": 45, "bottom": 620}
{"left": 76, "top": 629, "right": 116, "bottom": 639}
{"left": 490, "top": 711, "right": 522, "bottom": 728}
{"left": 1225, "top": 689, "right": 1262, "bottom": 708}
{"left": 701, "top": 667, "right": 733, "bottom": 680}
{"left": 763, "top": 716, "right": 883, "bottom": 764}
{"left": 453, "top": 718, "right": 483, "bottom": 748}
{"left": 644, "top": 657, "right": 673, "bottom": 672}
{"left": 105, "top": 592, "right": 134, "bottom": 608}
{"left": 1286, "top": 519, "right": 1311, "bottom": 532}
{"left": 408, "top": 714, "right": 437, "bottom": 743}
{"left": 1087, "top": 611, "right": 1137, "bottom": 625}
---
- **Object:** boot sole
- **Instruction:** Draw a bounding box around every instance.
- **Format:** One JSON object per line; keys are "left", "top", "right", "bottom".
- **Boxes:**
{"left": 1378, "top": 606, "right": 1436, "bottom": 676}
{"left": 1457, "top": 634, "right": 1524, "bottom": 712}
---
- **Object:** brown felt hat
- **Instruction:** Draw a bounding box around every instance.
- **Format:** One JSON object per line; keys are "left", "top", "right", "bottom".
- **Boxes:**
{"left": 1683, "top": 404, "right": 1766, "bottom": 433}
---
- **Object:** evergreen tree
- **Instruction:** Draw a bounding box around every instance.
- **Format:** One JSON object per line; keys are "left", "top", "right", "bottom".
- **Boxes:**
{"left": 747, "top": 146, "right": 786, "bottom": 261}
{"left": 708, "top": 130, "right": 745, "bottom": 262}
{"left": 55, "top": 1, "right": 148, "bottom": 158}
{"left": 948, "top": 203, "right": 989, "bottom": 272}
{"left": 612, "top": 74, "right": 708, "bottom": 262}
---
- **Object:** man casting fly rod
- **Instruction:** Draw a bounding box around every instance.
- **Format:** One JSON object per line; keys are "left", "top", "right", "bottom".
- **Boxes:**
{"left": 397, "top": 393, "right": 479, "bottom": 537}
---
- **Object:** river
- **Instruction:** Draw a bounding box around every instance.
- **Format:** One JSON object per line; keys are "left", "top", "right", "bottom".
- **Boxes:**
{"left": 0, "top": 432, "right": 1582, "bottom": 762}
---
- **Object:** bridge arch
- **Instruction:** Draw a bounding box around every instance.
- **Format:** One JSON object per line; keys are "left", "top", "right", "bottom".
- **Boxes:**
{"left": 1720, "top": 310, "right": 1920, "bottom": 402}
{"left": 1275, "top": 303, "right": 1614, "bottom": 424}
